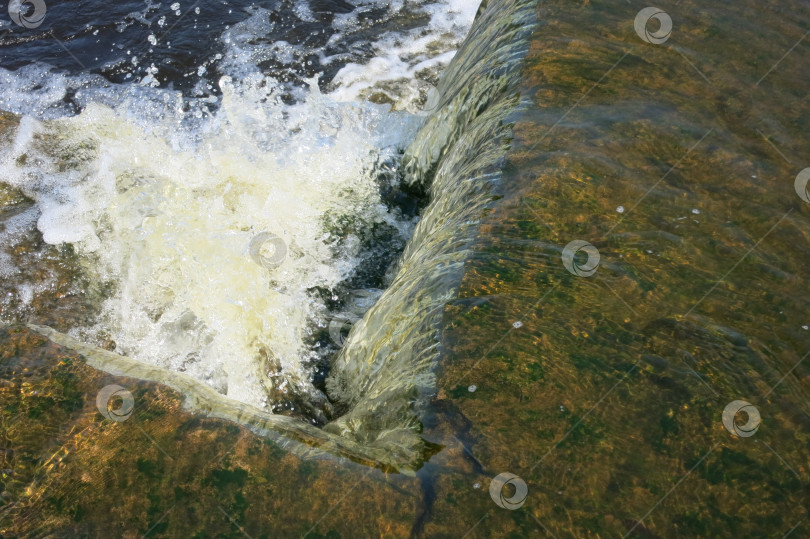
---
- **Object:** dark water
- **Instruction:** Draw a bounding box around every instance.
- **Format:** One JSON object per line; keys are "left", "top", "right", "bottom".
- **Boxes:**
{"left": 0, "top": 0, "right": 420, "bottom": 95}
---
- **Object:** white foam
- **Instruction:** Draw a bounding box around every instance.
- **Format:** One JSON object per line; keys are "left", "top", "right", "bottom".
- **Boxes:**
{"left": 328, "top": 0, "right": 479, "bottom": 109}
{"left": 218, "top": 8, "right": 284, "bottom": 82}
{"left": 0, "top": 71, "right": 420, "bottom": 409}
{"left": 0, "top": 65, "right": 72, "bottom": 119}
{"left": 0, "top": 0, "right": 477, "bottom": 410}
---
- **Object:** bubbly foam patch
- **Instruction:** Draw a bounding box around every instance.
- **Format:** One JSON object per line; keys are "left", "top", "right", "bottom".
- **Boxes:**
{"left": 0, "top": 0, "right": 479, "bottom": 413}
{"left": 327, "top": 0, "right": 478, "bottom": 109}
{"left": 0, "top": 74, "right": 419, "bottom": 410}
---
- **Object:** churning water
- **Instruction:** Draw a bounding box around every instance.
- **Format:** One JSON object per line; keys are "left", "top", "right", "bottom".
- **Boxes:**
{"left": 0, "top": 0, "right": 477, "bottom": 413}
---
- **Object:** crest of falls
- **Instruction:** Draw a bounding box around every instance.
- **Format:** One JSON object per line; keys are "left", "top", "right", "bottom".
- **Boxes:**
{"left": 324, "top": 0, "right": 538, "bottom": 461}
{"left": 9, "top": 0, "right": 538, "bottom": 472}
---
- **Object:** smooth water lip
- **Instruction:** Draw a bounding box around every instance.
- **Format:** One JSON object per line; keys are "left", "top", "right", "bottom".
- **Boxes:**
{"left": 324, "top": 0, "right": 538, "bottom": 455}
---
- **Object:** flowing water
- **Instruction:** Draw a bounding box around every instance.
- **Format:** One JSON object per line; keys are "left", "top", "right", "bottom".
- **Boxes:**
{"left": 1, "top": 0, "right": 810, "bottom": 535}
{"left": 0, "top": 0, "right": 478, "bottom": 421}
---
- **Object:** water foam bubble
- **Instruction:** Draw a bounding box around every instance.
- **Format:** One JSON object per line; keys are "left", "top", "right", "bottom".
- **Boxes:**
{"left": 0, "top": 70, "right": 419, "bottom": 410}
{"left": 0, "top": 0, "right": 476, "bottom": 413}
{"left": 328, "top": 0, "right": 478, "bottom": 110}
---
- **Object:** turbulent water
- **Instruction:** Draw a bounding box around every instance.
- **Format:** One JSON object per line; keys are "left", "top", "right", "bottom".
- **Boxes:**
{"left": 0, "top": 0, "right": 478, "bottom": 412}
